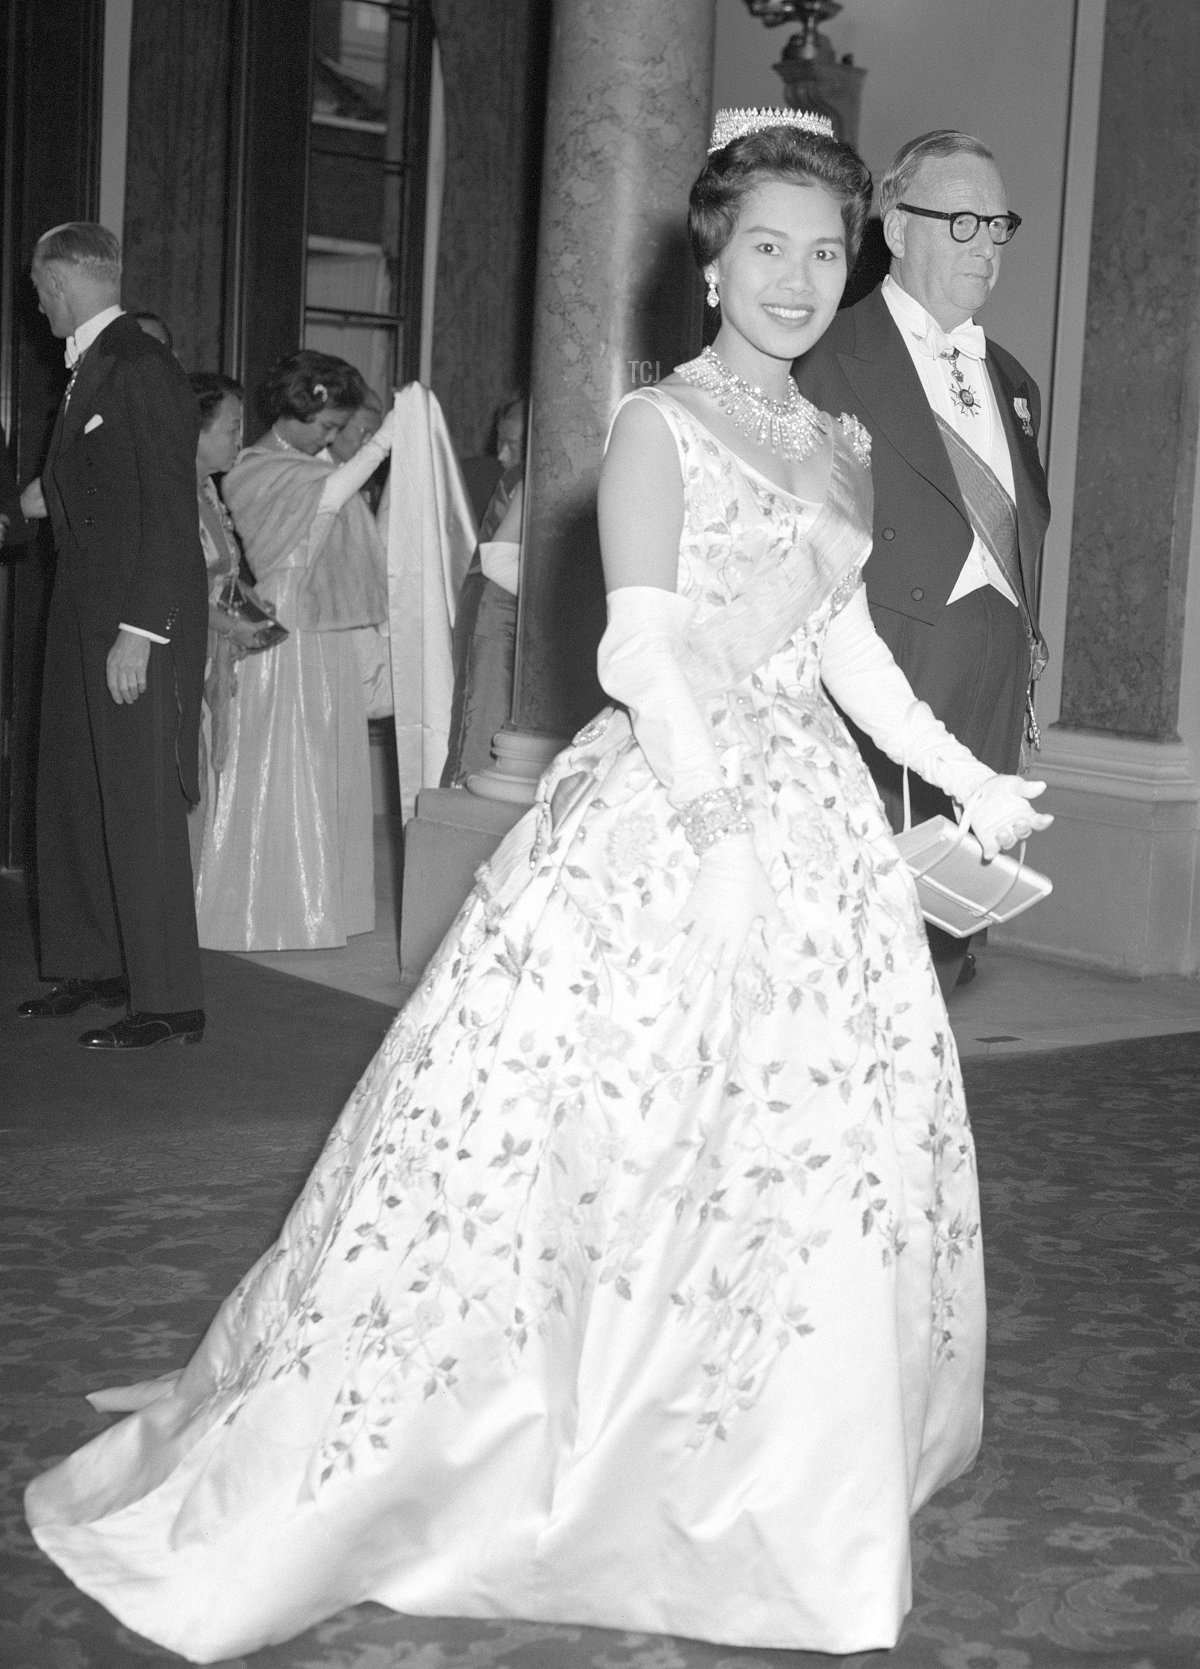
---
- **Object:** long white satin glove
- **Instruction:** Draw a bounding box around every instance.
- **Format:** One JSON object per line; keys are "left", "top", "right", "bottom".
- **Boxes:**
{"left": 597, "top": 586, "right": 722, "bottom": 801}
{"left": 663, "top": 832, "right": 784, "bottom": 1008}
{"left": 955, "top": 776, "right": 1052, "bottom": 859}
{"left": 821, "top": 586, "right": 1052, "bottom": 859}
{"left": 598, "top": 586, "right": 780, "bottom": 996}
{"left": 317, "top": 407, "right": 394, "bottom": 515}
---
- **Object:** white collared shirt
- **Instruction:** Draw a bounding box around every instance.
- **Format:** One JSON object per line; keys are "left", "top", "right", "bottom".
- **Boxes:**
{"left": 65, "top": 304, "right": 124, "bottom": 367}
{"left": 880, "top": 275, "right": 1017, "bottom": 607}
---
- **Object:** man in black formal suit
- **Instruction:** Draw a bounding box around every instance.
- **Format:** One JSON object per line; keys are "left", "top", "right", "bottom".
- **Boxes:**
{"left": 796, "top": 131, "right": 1050, "bottom": 993}
{"left": 19, "top": 223, "right": 208, "bottom": 1047}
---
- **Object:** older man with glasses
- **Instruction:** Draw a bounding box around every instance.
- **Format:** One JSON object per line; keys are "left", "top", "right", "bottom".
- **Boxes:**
{"left": 796, "top": 128, "right": 1050, "bottom": 995}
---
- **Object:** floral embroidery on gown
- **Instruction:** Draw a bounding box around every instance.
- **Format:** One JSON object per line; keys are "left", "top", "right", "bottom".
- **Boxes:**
{"left": 26, "top": 391, "right": 985, "bottom": 1664}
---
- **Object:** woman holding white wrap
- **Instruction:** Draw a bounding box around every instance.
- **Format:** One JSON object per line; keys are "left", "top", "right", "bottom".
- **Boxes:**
{"left": 27, "top": 116, "right": 1049, "bottom": 1661}
{"left": 193, "top": 351, "right": 392, "bottom": 950}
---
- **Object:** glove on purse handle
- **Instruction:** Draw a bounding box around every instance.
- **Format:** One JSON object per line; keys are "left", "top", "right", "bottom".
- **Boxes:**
{"left": 897, "top": 764, "right": 1045, "bottom": 937}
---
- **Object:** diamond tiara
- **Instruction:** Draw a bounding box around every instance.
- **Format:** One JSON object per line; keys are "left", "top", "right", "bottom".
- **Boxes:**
{"left": 708, "top": 106, "right": 836, "bottom": 154}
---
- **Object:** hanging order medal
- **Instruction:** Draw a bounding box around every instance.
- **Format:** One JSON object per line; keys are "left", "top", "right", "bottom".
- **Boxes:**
{"left": 942, "top": 348, "right": 979, "bottom": 418}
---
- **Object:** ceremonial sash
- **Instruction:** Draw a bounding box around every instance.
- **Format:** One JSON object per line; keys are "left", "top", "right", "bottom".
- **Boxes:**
{"left": 935, "top": 413, "right": 1047, "bottom": 679}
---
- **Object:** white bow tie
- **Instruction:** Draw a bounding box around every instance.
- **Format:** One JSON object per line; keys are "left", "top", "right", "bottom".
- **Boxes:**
{"left": 916, "top": 318, "right": 987, "bottom": 362}
{"left": 64, "top": 335, "right": 82, "bottom": 369}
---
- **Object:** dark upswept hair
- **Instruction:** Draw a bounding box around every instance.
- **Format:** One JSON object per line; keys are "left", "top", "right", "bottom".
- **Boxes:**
{"left": 260, "top": 350, "right": 368, "bottom": 425}
{"left": 877, "top": 130, "right": 995, "bottom": 219}
{"left": 33, "top": 221, "right": 122, "bottom": 282}
{"left": 689, "top": 125, "right": 873, "bottom": 270}
{"left": 188, "top": 371, "right": 244, "bottom": 429}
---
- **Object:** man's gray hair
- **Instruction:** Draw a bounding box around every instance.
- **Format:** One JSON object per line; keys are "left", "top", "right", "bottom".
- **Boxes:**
{"left": 877, "top": 131, "right": 995, "bottom": 220}
{"left": 33, "top": 222, "right": 122, "bottom": 283}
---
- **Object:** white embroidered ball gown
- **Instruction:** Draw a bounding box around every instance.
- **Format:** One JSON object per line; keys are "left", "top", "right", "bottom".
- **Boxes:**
{"left": 26, "top": 388, "right": 986, "bottom": 1663}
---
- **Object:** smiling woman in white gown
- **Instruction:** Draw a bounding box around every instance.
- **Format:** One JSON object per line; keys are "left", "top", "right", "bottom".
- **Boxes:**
{"left": 26, "top": 110, "right": 1051, "bottom": 1664}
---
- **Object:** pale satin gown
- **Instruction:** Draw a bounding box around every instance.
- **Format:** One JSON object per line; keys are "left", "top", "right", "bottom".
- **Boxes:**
{"left": 27, "top": 390, "right": 986, "bottom": 1662}
{"left": 192, "top": 459, "right": 375, "bottom": 951}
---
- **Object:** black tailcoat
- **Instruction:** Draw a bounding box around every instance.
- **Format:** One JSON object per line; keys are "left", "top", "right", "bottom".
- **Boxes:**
{"left": 36, "top": 313, "right": 208, "bottom": 1013}
{"left": 795, "top": 285, "right": 1051, "bottom": 830}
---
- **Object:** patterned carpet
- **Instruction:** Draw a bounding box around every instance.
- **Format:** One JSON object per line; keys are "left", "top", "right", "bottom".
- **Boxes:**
{"left": 1, "top": 880, "right": 1198, "bottom": 1666}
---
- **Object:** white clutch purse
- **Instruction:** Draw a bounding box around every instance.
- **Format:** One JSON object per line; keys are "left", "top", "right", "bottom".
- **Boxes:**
{"left": 892, "top": 770, "right": 1052, "bottom": 939}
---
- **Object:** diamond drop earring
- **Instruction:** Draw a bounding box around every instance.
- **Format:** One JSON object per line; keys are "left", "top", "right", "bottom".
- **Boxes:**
{"left": 706, "top": 271, "right": 719, "bottom": 309}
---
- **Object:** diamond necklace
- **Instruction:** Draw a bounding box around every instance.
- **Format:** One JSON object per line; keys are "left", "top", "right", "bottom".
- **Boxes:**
{"left": 676, "top": 346, "right": 823, "bottom": 461}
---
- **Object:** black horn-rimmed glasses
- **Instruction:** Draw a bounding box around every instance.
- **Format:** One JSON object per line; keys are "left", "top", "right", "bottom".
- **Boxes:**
{"left": 896, "top": 203, "right": 1022, "bottom": 244}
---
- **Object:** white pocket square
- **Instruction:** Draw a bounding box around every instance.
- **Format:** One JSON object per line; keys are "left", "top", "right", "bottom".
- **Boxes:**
{"left": 84, "top": 414, "right": 103, "bottom": 434}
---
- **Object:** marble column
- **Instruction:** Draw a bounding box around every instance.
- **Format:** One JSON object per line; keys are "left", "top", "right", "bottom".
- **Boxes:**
{"left": 997, "top": 0, "right": 1200, "bottom": 975}
{"left": 399, "top": 0, "right": 716, "bottom": 983}
{"left": 511, "top": 0, "right": 715, "bottom": 744}
{"left": 1058, "top": 0, "right": 1198, "bottom": 742}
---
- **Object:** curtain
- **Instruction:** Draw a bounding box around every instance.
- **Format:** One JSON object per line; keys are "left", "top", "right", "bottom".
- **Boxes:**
{"left": 122, "top": 0, "right": 232, "bottom": 372}
{"left": 381, "top": 384, "right": 478, "bottom": 818}
{"left": 428, "top": 0, "right": 550, "bottom": 456}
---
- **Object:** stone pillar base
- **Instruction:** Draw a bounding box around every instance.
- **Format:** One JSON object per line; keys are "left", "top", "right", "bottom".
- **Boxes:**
{"left": 399, "top": 787, "right": 527, "bottom": 985}
{"left": 993, "top": 728, "right": 1200, "bottom": 976}
{"left": 400, "top": 731, "right": 570, "bottom": 986}
{"left": 467, "top": 728, "right": 568, "bottom": 805}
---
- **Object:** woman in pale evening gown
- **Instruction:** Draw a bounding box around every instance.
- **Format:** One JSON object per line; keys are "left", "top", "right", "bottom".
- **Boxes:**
{"left": 27, "top": 113, "right": 1050, "bottom": 1661}
{"left": 193, "top": 351, "right": 392, "bottom": 951}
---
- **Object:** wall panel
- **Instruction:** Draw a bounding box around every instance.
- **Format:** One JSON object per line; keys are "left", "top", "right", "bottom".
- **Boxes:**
{"left": 428, "top": 0, "right": 550, "bottom": 455}
{"left": 122, "top": 0, "right": 234, "bottom": 372}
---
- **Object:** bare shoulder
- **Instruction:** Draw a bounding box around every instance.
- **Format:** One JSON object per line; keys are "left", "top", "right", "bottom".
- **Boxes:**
{"left": 601, "top": 393, "right": 683, "bottom": 527}
{"left": 598, "top": 386, "right": 686, "bottom": 590}
{"left": 604, "top": 387, "right": 680, "bottom": 465}
{"left": 652, "top": 372, "right": 712, "bottom": 429}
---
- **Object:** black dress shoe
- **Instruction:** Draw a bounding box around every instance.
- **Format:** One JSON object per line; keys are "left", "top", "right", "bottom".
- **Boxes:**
{"left": 78, "top": 1010, "right": 205, "bottom": 1050}
{"left": 955, "top": 951, "right": 978, "bottom": 989}
{"left": 18, "top": 976, "right": 128, "bottom": 1018}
